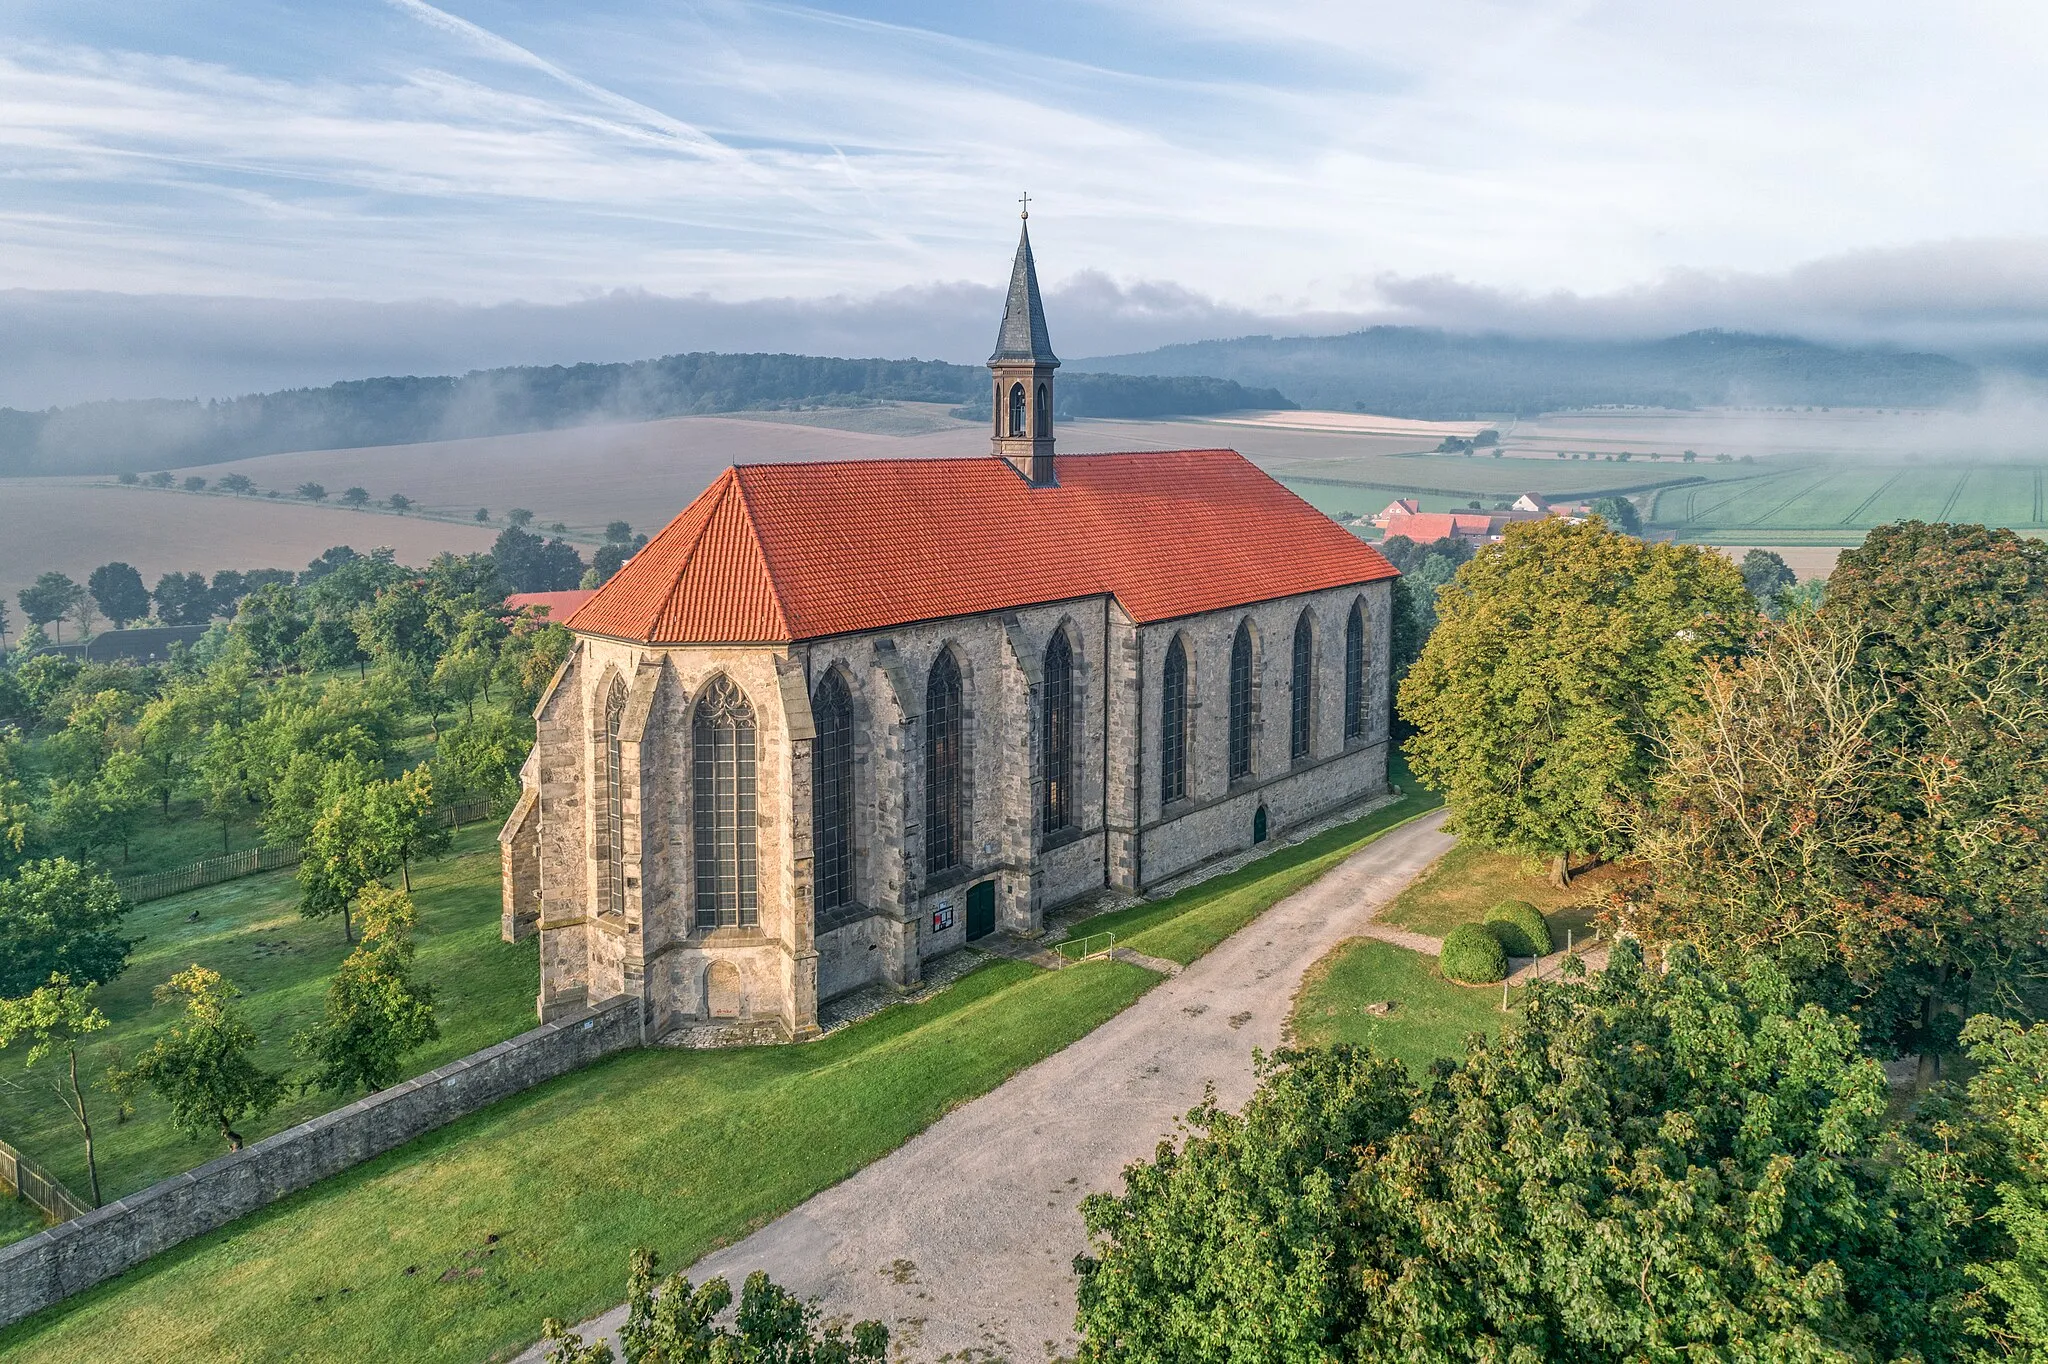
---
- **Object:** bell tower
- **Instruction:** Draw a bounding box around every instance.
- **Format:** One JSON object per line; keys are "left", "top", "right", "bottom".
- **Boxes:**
{"left": 989, "top": 194, "right": 1059, "bottom": 486}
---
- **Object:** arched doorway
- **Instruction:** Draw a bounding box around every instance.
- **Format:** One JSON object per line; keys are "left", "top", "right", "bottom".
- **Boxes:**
{"left": 1253, "top": 805, "right": 1269, "bottom": 844}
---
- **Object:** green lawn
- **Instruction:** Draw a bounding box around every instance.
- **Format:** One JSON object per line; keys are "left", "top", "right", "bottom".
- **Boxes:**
{"left": 1065, "top": 766, "right": 1442, "bottom": 966}
{"left": 1649, "top": 460, "right": 2048, "bottom": 544}
{"left": 0, "top": 1195, "right": 50, "bottom": 1250}
{"left": 1, "top": 958, "right": 1157, "bottom": 1364}
{"left": 1378, "top": 839, "right": 1616, "bottom": 946}
{"left": 0, "top": 824, "right": 537, "bottom": 1203}
{"left": 1289, "top": 938, "right": 1511, "bottom": 1076}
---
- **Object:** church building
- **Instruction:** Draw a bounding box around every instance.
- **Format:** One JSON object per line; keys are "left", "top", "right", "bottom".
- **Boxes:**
{"left": 498, "top": 214, "right": 1401, "bottom": 1040}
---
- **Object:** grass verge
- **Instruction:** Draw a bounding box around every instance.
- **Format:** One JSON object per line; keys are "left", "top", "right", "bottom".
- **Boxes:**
{"left": 1378, "top": 839, "right": 1624, "bottom": 945}
{"left": 0, "top": 824, "right": 537, "bottom": 1202}
{"left": 0, "top": 958, "right": 1156, "bottom": 1364}
{"left": 1289, "top": 938, "right": 1514, "bottom": 1076}
{"left": 0, "top": 1197, "right": 50, "bottom": 1251}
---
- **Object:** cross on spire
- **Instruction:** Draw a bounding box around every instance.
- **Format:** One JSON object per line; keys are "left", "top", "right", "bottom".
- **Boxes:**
{"left": 1019, "top": 191, "right": 1030, "bottom": 220}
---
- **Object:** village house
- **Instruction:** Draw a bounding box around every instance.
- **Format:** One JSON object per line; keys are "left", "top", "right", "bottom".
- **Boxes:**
{"left": 497, "top": 217, "right": 1401, "bottom": 1040}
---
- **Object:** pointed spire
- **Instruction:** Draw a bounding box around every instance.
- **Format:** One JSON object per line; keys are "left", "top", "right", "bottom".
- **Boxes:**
{"left": 989, "top": 221, "right": 1059, "bottom": 368}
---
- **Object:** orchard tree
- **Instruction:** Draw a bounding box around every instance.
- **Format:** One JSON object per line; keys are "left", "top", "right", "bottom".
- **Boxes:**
{"left": 87, "top": 563, "right": 152, "bottom": 628}
{"left": 1400, "top": 518, "right": 1752, "bottom": 884}
{"left": 0, "top": 858, "right": 132, "bottom": 998}
{"left": 19, "top": 571, "right": 83, "bottom": 641}
{"left": 506, "top": 507, "right": 534, "bottom": 528}
{"left": 113, "top": 965, "right": 283, "bottom": 1152}
{"left": 1074, "top": 944, "right": 1973, "bottom": 1364}
{"left": 369, "top": 765, "right": 450, "bottom": 892}
{"left": 386, "top": 493, "right": 412, "bottom": 513}
{"left": 295, "top": 884, "right": 436, "bottom": 1094}
{"left": 153, "top": 570, "right": 213, "bottom": 625}
{"left": 498, "top": 615, "right": 573, "bottom": 712}
{"left": 1587, "top": 495, "right": 1642, "bottom": 535}
{"left": 0, "top": 974, "right": 111, "bottom": 1205}
{"left": 1740, "top": 548, "right": 1797, "bottom": 611}
{"left": 218, "top": 473, "right": 254, "bottom": 494}
{"left": 297, "top": 482, "right": 328, "bottom": 502}
{"left": 541, "top": 1250, "right": 887, "bottom": 1364}
{"left": 340, "top": 486, "right": 369, "bottom": 506}
{"left": 1942, "top": 1016, "right": 2048, "bottom": 1354}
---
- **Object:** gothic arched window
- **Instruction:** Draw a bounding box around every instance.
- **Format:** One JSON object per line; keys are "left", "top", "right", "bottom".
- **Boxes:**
{"left": 1290, "top": 611, "right": 1315, "bottom": 761}
{"left": 1042, "top": 630, "right": 1073, "bottom": 834}
{"left": 693, "top": 676, "right": 758, "bottom": 930}
{"left": 1161, "top": 637, "right": 1189, "bottom": 804}
{"left": 601, "top": 676, "right": 627, "bottom": 917}
{"left": 812, "top": 670, "right": 854, "bottom": 914}
{"left": 1229, "top": 620, "right": 1254, "bottom": 782}
{"left": 1344, "top": 598, "right": 1366, "bottom": 743}
{"left": 1034, "top": 382, "right": 1051, "bottom": 436}
{"left": 1008, "top": 382, "right": 1027, "bottom": 437}
{"left": 925, "top": 651, "right": 964, "bottom": 874}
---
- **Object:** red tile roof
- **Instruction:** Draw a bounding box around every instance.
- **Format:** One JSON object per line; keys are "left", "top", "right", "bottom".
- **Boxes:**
{"left": 568, "top": 450, "right": 1398, "bottom": 645}
{"left": 505, "top": 590, "right": 597, "bottom": 619}
{"left": 1383, "top": 511, "right": 1497, "bottom": 543}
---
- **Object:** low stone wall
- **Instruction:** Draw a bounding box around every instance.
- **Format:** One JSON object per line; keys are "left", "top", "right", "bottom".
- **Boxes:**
{"left": 0, "top": 995, "right": 642, "bottom": 1331}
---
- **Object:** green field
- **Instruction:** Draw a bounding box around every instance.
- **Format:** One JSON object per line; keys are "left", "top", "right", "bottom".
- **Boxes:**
{"left": 0, "top": 825, "right": 538, "bottom": 1204}
{"left": 1289, "top": 938, "right": 1510, "bottom": 1076}
{"left": 1648, "top": 461, "right": 2048, "bottom": 544}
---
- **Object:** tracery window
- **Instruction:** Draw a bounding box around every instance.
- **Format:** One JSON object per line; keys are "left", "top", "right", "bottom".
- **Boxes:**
{"left": 1008, "top": 382, "right": 1027, "bottom": 437}
{"left": 693, "top": 676, "right": 758, "bottom": 930}
{"left": 1228, "top": 620, "right": 1254, "bottom": 782}
{"left": 1344, "top": 598, "right": 1366, "bottom": 743}
{"left": 601, "top": 676, "right": 627, "bottom": 917}
{"left": 1042, "top": 631, "right": 1074, "bottom": 834}
{"left": 925, "top": 651, "right": 964, "bottom": 874}
{"left": 1161, "top": 637, "right": 1189, "bottom": 804}
{"left": 812, "top": 670, "right": 854, "bottom": 914}
{"left": 1291, "top": 611, "right": 1315, "bottom": 761}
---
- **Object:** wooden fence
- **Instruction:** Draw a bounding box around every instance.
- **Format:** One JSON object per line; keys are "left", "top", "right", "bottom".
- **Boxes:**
{"left": 114, "top": 797, "right": 495, "bottom": 905}
{"left": 0, "top": 1137, "right": 91, "bottom": 1223}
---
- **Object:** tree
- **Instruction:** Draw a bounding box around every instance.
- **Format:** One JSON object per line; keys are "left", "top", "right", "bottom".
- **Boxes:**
{"left": 1401, "top": 519, "right": 1752, "bottom": 885}
{"left": 1587, "top": 494, "right": 1642, "bottom": 535}
{"left": 506, "top": 507, "right": 534, "bottom": 528}
{"left": 295, "top": 884, "right": 437, "bottom": 1094}
{"left": 386, "top": 493, "right": 412, "bottom": 512}
{"left": 233, "top": 582, "right": 309, "bottom": 671}
{"left": 19, "top": 571, "right": 83, "bottom": 641}
{"left": 605, "top": 521, "right": 635, "bottom": 545}
{"left": 147, "top": 471, "right": 174, "bottom": 488}
{"left": 369, "top": 765, "right": 451, "bottom": 891}
{"left": 87, "top": 563, "right": 152, "bottom": 629}
{"left": 474, "top": 507, "right": 490, "bottom": 523}
{"left": 300, "top": 544, "right": 362, "bottom": 582}
{"left": 0, "top": 597, "right": 9, "bottom": 648}
{"left": 1740, "top": 547, "right": 1796, "bottom": 612}
{"left": 439, "top": 712, "right": 529, "bottom": 812}
{"left": 153, "top": 570, "right": 213, "bottom": 625}
{"left": 494, "top": 526, "right": 587, "bottom": 592}
{"left": 340, "top": 486, "right": 369, "bottom": 506}
{"left": 218, "top": 473, "right": 255, "bottom": 494}
{"left": 0, "top": 858, "right": 132, "bottom": 998}
{"left": 1073, "top": 945, "right": 1971, "bottom": 1364}
{"left": 352, "top": 580, "right": 437, "bottom": 675}
{"left": 112, "top": 965, "right": 283, "bottom": 1152}
{"left": 540, "top": 1250, "right": 887, "bottom": 1364}
{"left": 498, "top": 615, "right": 573, "bottom": 712}
{"left": 116, "top": 471, "right": 140, "bottom": 485}
{"left": 1943, "top": 1016, "right": 2048, "bottom": 1354}
{"left": 67, "top": 589, "right": 100, "bottom": 642}
{"left": 194, "top": 721, "right": 251, "bottom": 853}
{"left": 0, "top": 974, "right": 110, "bottom": 1206}
{"left": 182, "top": 475, "right": 207, "bottom": 492}
{"left": 297, "top": 482, "right": 328, "bottom": 502}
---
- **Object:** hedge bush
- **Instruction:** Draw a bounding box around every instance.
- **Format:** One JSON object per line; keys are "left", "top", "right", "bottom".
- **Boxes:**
{"left": 1439, "top": 922, "right": 1507, "bottom": 984}
{"left": 1484, "top": 900, "right": 1552, "bottom": 957}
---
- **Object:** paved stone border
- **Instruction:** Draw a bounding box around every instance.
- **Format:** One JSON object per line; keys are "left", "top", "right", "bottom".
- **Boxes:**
{"left": 0, "top": 995, "right": 642, "bottom": 1331}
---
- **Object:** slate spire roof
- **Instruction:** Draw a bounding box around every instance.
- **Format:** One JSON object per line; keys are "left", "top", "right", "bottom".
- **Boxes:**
{"left": 989, "top": 221, "right": 1059, "bottom": 367}
{"left": 566, "top": 450, "right": 1398, "bottom": 645}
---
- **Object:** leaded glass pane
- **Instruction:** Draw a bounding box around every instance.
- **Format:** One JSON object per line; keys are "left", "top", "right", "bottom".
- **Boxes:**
{"left": 693, "top": 676, "right": 758, "bottom": 930}
{"left": 1229, "top": 622, "right": 1253, "bottom": 781}
{"left": 1042, "top": 632, "right": 1073, "bottom": 833}
{"left": 925, "top": 652, "right": 963, "bottom": 874}
{"left": 1345, "top": 599, "right": 1365, "bottom": 742}
{"left": 1291, "top": 612, "right": 1314, "bottom": 760}
{"left": 812, "top": 672, "right": 854, "bottom": 913}
{"left": 1161, "top": 638, "right": 1188, "bottom": 803}
{"left": 603, "top": 678, "right": 627, "bottom": 917}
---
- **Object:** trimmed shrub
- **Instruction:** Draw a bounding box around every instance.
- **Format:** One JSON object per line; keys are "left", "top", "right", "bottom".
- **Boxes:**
{"left": 1439, "top": 922, "right": 1506, "bottom": 984}
{"left": 1484, "top": 900, "right": 1553, "bottom": 957}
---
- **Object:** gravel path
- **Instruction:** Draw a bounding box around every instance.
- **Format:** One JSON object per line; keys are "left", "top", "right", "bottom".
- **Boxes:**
{"left": 520, "top": 807, "right": 1454, "bottom": 1364}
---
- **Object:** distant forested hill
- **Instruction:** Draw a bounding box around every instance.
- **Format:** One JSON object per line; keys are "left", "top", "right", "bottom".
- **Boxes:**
{"left": 0, "top": 354, "right": 1291, "bottom": 476}
{"left": 1074, "top": 328, "right": 1980, "bottom": 418}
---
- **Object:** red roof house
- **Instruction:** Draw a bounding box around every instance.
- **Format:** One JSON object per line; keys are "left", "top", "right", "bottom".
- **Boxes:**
{"left": 505, "top": 590, "right": 596, "bottom": 620}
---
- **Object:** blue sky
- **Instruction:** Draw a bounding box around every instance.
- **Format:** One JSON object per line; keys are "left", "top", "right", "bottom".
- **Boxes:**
{"left": 5, "top": 1, "right": 2048, "bottom": 402}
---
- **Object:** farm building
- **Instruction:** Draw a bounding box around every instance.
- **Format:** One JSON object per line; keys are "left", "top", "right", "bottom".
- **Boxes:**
{"left": 499, "top": 218, "right": 1401, "bottom": 1040}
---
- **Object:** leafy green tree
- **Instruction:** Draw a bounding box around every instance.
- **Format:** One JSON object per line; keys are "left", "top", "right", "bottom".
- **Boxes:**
{"left": 218, "top": 473, "right": 254, "bottom": 494}
{"left": 1400, "top": 519, "right": 1752, "bottom": 885}
{"left": 1074, "top": 944, "right": 1972, "bottom": 1364}
{"left": 1587, "top": 494, "right": 1642, "bottom": 535}
{"left": 386, "top": 493, "right": 412, "bottom": 513}
{"left": 0, "top": 858, "right": 132, "bottom": 998}
{"left": 474, "top": 506, "right": 490, "bottom": 523}
{"left": 605, "top": 521, "right": 635, "bottom": 545}
{"left": 1941, "top": 1016, "right": 2048, "bottom": 1354}
{"left": 19, "top": 571, "right": 83, "bottom": 641}
{"left": 133, "top": 683, "right": 202, "bottom": 816}
{"left": 116, "top": 471, "right": 140, "bottom": 485}
{"left": 339, "top": 485, "right": 369, "bottom": 506}
{"left": 432, "top": 611, "right": 502, "bottom": 721}
{"left": 369, "top": 765, "right": 450, "bottom": 892}
{"left": 112, "top": 965, "right": 284, "bottom": 1152}
{"left": 439, "top": 712, "right": 530, "bottom": 812}
{"left": 297, "top": 766, "right": 381, "bottom": 942}
{"left": 352, "top": 580, "right": 437, "bottom": 674}
{"left": 233, "top": 582, "right": 309, "bottom": 671}
{"left": 498, "top": 615, "right": 573, "bottom": 712}
{"left": 0, "top": 974, "right": 111, "bottom": 1205}
{"left": 297, "top": 482, "right": 327, "bottom": 502}
{"left": 300, "top": 544, "right": 362, "bottom": 583}
{"left": 182, "top": 475, "right": 206, "bottom": 492}
{"left": 541, "top": 1249, "right": 887, "bottom": 1364}
{"left": 87, "top": 562, "right": 152, "bottom": 628}
{"left": 1740, "top": 548, "right": 1797, "bottom": 611}
{"left": 194, "top": 720, "right": 252, "bottom": 853}
{"left": 494, "top": 526, "right": 587, "bottom": 592}
{"left": 506, "top": 507, "right": 533, "bottom": 528}
{"left": 295, "top": 884, "right": 436, "bottom": 1094}
{"left": 147, "top": 470, "right": 173, "bottom": 487}
{"left": 152, "top": 570, "right": 213, "bottom": 625}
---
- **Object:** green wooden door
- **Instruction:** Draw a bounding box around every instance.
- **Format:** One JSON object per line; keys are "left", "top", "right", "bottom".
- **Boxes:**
{"left": 966, "top": 880, "right": 996, "bottom": 941}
